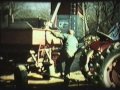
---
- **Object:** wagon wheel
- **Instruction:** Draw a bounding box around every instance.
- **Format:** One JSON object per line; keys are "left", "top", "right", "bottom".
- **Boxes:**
{"left": 14, "top": 64, "right": 28, "bottom": 88}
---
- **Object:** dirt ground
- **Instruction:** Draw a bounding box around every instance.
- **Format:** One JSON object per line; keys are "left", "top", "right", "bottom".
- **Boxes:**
{"left": 0, "top": 54, "right": 116, "bottom": 90}
{"left": 0, "top": 68, "right": 116, "bottom": 90}
{"left": 0, "top": 70, "right": 93, "bottom": 89}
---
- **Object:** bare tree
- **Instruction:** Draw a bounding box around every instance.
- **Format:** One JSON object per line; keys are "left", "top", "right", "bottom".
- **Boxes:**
{"left": 98, "top": 1, "right": 120, "bottom": 33}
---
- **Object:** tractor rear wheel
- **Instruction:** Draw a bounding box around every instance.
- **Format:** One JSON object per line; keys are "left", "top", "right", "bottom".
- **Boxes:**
{"left": 101, "top": 47, "right": 120, "bottom": 87}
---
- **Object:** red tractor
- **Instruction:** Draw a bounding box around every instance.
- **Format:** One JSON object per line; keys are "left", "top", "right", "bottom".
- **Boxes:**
{"left": 79, "top": 23, "right": 120, "bottom": 87}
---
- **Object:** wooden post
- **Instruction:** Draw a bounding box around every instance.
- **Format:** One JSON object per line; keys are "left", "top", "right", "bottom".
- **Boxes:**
{"left": 82, "top": 2, "right": 89, "bottom": 35}
{"left": 82, "top": 3, "right": 85, "bottom": 37}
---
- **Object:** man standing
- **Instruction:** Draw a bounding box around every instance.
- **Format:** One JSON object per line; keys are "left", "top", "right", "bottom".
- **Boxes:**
{"left": 49, "top": 29, "right": 78, "bottom": 82}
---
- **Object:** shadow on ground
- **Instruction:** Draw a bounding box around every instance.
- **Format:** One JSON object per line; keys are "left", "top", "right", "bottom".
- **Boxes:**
{"left": 0, "top": 75, "right": 118, "bottom": 90}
